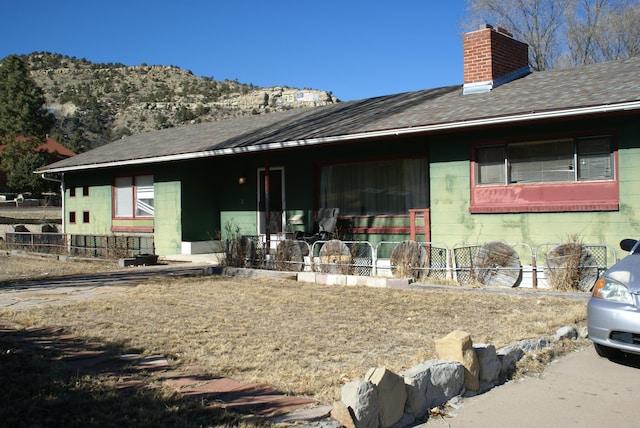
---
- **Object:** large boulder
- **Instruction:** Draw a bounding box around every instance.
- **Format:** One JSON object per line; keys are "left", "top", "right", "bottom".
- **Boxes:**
{"left": 434, "top": 330, "right": 480, "bottom": 391}
{"left": 340, "top": 379, "right": 379, "bottom": 428}
{"left": 365, "top": 367, "right": 407, "bottom": 428}
{"left": 473, "top": 343, "right": 501, "bottom": 390}
{"left": 402, "top": 359, "right": 464, "bottom": 418}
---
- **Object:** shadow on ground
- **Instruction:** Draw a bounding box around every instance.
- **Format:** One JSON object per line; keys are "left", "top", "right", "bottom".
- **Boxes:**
{"left": 0, "top": 321, "right": 270, "bottom": 427}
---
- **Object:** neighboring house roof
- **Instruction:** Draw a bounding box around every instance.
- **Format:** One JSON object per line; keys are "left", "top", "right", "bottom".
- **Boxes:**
{"left": 39, "top": 56, "right": 640, "bottom": 174}
{"left": 1, "top": 137, "right": 76, "bottom": 159}
{"left": 31, "top": 137, "right": 76, "bottom": 158}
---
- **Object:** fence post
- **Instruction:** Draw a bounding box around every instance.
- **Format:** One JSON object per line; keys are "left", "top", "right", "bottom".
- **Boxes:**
{"left": 531, "top": 253, "right": 537, "bottom": 289}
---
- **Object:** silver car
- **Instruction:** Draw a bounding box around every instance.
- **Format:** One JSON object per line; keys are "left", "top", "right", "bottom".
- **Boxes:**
{"left": 587, "top": 239, "right": 640, "bottom": 357}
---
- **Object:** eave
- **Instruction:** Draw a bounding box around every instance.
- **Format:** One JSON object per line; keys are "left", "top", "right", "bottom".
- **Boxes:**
{"left": 37, "top": 100, "right": 640, "bottom": 174}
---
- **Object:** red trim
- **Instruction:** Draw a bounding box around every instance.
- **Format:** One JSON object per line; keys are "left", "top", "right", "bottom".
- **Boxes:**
{"left": 470, "top": 132, "right": 619, "bottom": 214}
{"left": 347, "top": 226, "right": 412, "bottom": 234}
{"left": 470, "top": 181, "right": 619, "bottom": 213}
{"left": 111, "top": 226, "right": 154, "bottom": 233}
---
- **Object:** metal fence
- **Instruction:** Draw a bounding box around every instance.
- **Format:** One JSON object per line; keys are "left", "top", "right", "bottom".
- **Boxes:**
{"left": 6, "top": 232, "right": 616, "bottom": 289}
{"left": 5, "top": 232, "right": 66, "bottom": 254}
{"left": 452, "top": 242, "right": 533, "bottom": 286}
{"left": 4, "top": 232, "right": 154, "bottom": 259}
{"left": 375, "top": 241, "right": 449, "bottom": 280}
{"left": 535, "top": 243, "right": 615, "bottom": 290}
{"left": 309, "top": 240, "right": 374, "bottom": 276}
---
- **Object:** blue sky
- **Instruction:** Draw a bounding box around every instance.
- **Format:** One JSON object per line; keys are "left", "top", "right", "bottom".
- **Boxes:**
{"left": 1, "top": 1, "right": 470, "bottom": 101}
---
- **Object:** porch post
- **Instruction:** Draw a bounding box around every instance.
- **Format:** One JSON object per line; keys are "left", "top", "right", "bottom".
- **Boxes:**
{"left": 264, "top": 155, "right": 270, "bottom": 251}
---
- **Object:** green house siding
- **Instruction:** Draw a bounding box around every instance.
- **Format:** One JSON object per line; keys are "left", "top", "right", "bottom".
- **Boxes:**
{"left": 153, "top": 179, "right": 181, "bottom": 255}
{"left": 220, "top": 211, "right": 258, "bottom": 241}
{"left": 64, "top": 179, "right": 113, "bottom": 236}
{"left": 58, "top": 113, "right": 638, "bottom": 259}
{"left": 429, "top": 119, "right": 640, "bottom": 260}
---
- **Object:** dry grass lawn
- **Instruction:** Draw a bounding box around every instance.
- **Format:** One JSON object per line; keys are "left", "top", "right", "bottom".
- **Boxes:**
{"left": 0, "top": 254, "right": 588, "bottom": 404}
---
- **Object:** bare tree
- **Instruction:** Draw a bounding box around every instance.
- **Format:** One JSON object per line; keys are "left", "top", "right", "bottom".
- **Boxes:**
{"left": 566, "top": 0, "right": 640, "bottom": 65}
{"left": 463, "top": 0, "right": 640, "bottom": 71}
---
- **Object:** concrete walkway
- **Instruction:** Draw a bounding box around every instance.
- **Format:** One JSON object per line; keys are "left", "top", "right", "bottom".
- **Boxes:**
{"left": 426, "top": 347, "right": 640, "bottom": 427}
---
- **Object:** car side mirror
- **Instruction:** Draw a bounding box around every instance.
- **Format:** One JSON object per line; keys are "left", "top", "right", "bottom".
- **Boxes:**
{"left": 620, "top": 239, "right": 639, "bottom": 252}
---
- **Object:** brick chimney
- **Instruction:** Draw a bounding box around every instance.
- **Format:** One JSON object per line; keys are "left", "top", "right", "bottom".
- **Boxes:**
{"left": 463, "top": 24, "right": 530, "bottom": 95}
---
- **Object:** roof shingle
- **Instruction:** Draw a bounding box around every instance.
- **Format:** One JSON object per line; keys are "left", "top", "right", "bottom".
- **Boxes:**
{"left": 40, "top": 56, "right": 640, "bottom": 173}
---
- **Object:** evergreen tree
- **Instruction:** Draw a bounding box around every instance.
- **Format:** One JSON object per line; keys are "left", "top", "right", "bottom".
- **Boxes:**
{"left": 0, "top": 54, "right": 54, "bottom": 139}
{"left": 0, "top": 54, "right": 56, "bottom": 192}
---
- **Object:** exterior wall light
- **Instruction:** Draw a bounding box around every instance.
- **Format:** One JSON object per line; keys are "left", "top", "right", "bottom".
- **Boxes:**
{"left": 238, "top": 176, "right": 247, "bottom": 185}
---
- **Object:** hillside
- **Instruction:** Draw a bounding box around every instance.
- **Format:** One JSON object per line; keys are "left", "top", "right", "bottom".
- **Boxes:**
{"left": 23, "top": 52, "right": 339, "bottom": 153}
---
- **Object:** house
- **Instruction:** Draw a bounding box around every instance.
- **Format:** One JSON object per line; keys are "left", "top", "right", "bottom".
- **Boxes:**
{"left": 0, "top": 136, "right": 75, "bottom": 193}
{"left": 37, "top": 25, "right": 640, "bottom": 274}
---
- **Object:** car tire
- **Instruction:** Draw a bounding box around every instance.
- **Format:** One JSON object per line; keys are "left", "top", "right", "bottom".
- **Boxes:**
{"left": 593, "top": 343, "right": 619, "bottom": 358}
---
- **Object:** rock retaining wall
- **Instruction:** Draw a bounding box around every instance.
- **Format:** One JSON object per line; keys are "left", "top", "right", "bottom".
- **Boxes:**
{"left": 331, "top": 326, "right": 582, "bottom": 428}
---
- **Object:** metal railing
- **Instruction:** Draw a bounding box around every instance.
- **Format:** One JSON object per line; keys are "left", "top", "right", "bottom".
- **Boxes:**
{"left": 4, "top": 232, "right": 154, "bottom": 259}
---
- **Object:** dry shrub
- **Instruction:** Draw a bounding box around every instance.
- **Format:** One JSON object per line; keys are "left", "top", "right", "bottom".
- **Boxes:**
{"left": 226, "top": 236, "right": 256, "bottom": 267}
{"left": 274, "top": 239, "right": 305, "bottom": 272}
{"left": 390, "top": 240, "right": 425, "bottom": 279}
{"left": 545, "top": 236, "right": 598, "bottom": 292}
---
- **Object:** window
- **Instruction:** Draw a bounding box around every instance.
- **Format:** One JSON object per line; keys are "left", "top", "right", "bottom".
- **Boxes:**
{"left": 83, "top": 211, "right": 90, "bottom": 223}
{"left": 476, "top": 136, "right": 613, "bottom": 185}
{"left": 114, "top": 175, "right": 154, "bottom": 218}
{"left": 82, "top": 185, "right": 89, "bottom": 196}
{"left": 471, "top": 135, "right": 618, "bottom": 213}
{"left": 69, "top": 187, "right": 76, "bottom": 197}
{"left": 319, "top": 158, "right": 428, "bottom": 215}
{"left": 69, "top": 211, "right": 76, "bottom": 223}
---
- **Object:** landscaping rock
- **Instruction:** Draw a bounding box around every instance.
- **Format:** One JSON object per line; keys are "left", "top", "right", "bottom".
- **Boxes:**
{"left": 551, "top": 326, "right": 578, "bottom": 341}
{"left": 578, "top": 325, "right": 589, "bottom": 339}
{"left": 496, "top": 343, "right": 527, "bottom": 379}
{"left": 402, "top": 359, "right": 464, "bottom": 417}
{"left": 364, "top": 367, "right": 406, "bottom": 428}
{"left": 341, "top": 379, "right": 380, "bottom": 428}
{"left": 500, "top": 338, "right": 550, "bottom": 355}
{"left": 331, "top": 401, "right": 357, "bottom": 428}
{"left": 434, "top": 330, "right": 480, "bottom": 391}
{"left": 473, "top": 343, "right": 501, "bottom": 390}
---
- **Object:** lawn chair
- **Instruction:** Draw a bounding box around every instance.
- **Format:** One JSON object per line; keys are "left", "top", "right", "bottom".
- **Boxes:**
{"left": 295, "top": 208, "right": 340, "bottom": 243}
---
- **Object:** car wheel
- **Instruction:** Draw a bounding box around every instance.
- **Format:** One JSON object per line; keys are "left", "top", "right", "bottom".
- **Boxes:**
{"left": 593, "top": 343, "right": 619, "bottom": 358}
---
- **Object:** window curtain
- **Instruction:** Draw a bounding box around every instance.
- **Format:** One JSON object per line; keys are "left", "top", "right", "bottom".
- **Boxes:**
{"left": 320, "top": 158, "right": 428, "bottom": 215}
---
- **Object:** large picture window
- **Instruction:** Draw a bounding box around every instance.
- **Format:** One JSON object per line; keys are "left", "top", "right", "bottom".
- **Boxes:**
{"left": 319, "top": 158, "right": 428, "bottom": 215}
{"left": 114, "top": 175, "right": 154, "bottom": 218}
{"left": 476, "top": 136, "right": 613, "bottom": 185}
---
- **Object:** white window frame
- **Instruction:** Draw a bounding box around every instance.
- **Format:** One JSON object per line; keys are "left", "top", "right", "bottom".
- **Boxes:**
{"left": 114, "top": 175, "right": 154, "bottom": 219}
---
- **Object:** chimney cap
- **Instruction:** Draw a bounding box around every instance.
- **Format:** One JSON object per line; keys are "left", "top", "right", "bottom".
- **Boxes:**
{"left": 496, "top": 26, "right": 513, "bottom": 37}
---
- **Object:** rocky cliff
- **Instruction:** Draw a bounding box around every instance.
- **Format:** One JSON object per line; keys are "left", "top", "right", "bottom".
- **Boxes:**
{"left": 24, "top": 52, "right": 339, "bottom": 152}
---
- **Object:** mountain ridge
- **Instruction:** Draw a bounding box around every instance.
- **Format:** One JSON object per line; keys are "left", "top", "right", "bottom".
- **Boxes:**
{"left": 22, "top": 52, "right": 339, "bottom": 153}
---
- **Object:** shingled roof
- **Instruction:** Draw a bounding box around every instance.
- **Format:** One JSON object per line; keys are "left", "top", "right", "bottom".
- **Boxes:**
{"left": 39, "top": 56, "right": 640, "bottom": 173}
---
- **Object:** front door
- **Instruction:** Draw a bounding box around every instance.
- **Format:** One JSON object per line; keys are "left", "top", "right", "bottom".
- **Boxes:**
{"left": 258, "top": 167, "right": 284, "bottom": 234}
